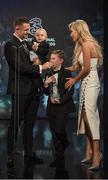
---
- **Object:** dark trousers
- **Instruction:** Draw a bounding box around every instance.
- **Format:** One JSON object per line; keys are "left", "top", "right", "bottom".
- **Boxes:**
{"left": 7, "top": 94, "right": 39, "bottom": 157}
{"left": 51, "top": 131, "right": 69, "bottom": 160}
{"left": 47, "top": 104, "right": 69, "bottom": 159}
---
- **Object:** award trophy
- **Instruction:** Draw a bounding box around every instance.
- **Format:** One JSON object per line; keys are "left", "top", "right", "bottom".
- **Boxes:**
{"left": 50, "top": 81, "right": 60, "bottom": 101}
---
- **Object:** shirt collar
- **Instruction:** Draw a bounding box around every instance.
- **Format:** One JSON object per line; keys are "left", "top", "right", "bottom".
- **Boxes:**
{"left": 13, "top": 33, "right": 23, "bottom": 42}
{"left": 53, "top": 65, "right": 62, "bottom": 72}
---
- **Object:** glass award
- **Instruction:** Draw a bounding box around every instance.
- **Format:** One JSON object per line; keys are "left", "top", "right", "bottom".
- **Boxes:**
{"left": 50, "top": 82, "right": 60, "bottom": 100}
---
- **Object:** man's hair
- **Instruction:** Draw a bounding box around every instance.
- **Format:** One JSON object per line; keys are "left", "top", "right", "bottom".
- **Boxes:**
{"left": 51, "top": 50, "right": 66, "bottom": 60}
{"left": 13, "top": 17, "right": 29, "bottom": 27}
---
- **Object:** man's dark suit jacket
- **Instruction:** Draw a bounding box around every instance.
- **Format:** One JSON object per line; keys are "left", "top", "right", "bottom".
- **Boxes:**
{"left": 44, "top": 66, "right": 75, "bottom": 132}
{"left": 4, "top": 35, "right": 43, "bottom": 96}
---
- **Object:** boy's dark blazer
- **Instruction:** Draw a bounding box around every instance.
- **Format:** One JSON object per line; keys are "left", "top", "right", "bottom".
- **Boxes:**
{"left": 44, "top": 66, "right": 75, "bottom": 132}
{"left": 45, "top": 66, "right": 75, "bottom": 111}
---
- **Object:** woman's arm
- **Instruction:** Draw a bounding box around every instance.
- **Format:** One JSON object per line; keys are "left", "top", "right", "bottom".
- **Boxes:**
{"left": 74, "top": 42, "right": 91, "bottom": 81}
{"left": 66, "top": 63, "right": 80, "bottom": 72}
{"left": 65, "top": 42, "right": 91, "bottom": 90}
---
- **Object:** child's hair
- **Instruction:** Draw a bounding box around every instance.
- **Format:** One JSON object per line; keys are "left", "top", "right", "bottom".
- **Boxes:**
{"left": 35, "top": 28, "right": 48, "bottom": 39}
{"left": 50, "top": 50, "right": 66, "bottom": 61}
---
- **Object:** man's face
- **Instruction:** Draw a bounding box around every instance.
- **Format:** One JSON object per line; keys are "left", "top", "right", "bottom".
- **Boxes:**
{"left": 15, "top": 23, "right": 30, "bottom": 39}
{"left": 50, "top": 54, "right": 63, "bottom": 69}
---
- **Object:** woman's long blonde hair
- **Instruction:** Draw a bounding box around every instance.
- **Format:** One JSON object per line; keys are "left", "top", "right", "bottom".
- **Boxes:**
{"left": 68, "top": 19, "right": 103, "bottom": 66}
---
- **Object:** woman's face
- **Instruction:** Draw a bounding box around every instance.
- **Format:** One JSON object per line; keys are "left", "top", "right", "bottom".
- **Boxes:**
{"left": 70, "top": 27, "right": 79, "bottom": 42}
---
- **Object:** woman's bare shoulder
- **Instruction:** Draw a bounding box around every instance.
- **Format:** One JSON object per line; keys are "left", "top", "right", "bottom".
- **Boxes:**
{"left": 82, "top": 41, "right": 92, "bottom": 47}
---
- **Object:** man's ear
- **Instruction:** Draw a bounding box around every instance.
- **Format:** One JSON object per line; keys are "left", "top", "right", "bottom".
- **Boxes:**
{"left": 15, "top": 25, "right": 20, "bottom": 31}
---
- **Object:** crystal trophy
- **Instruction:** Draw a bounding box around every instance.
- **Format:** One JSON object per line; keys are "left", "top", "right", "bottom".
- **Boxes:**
{"left": 50, "top": 81, "right": 60, "bottom": 101}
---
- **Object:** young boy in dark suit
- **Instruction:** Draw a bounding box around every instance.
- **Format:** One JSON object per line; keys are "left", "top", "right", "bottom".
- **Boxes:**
{"left": 44, "top": 50, "right": 75, "bottom": 168}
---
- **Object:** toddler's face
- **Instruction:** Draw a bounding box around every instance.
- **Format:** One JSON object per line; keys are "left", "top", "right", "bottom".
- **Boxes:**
{"left": 35, "top": 29, "right": 47, "bottom": 43}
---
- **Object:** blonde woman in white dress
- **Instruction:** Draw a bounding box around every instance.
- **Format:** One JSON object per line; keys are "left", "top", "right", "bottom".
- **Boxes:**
{"left": 65, "top": 19, "right": 103, "bottom": 171}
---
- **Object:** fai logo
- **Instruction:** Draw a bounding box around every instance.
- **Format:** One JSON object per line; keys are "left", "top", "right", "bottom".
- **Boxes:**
{"left": 30, "top": 17, "right": 43, "bottom": 35}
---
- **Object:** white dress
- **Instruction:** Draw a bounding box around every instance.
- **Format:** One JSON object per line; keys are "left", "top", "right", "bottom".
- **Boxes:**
{"left": 77, "top": 52, "right": 100, "bottom": 140}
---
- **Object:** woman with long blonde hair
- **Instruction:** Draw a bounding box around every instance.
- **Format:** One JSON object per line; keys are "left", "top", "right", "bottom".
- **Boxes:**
{"left": 65, "top": 19, "right": 103, "bottom": 171}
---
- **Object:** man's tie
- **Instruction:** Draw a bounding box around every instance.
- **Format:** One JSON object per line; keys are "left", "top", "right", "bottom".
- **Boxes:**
{"left": 22, "top": 40, "right": 29, "bottom": 54}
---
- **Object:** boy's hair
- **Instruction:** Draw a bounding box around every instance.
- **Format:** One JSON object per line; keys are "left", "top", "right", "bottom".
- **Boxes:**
{"left": 51, "top": 50, "right": 66, "bottom": 60}
{"left": 13, "top": 17, "right": 29, "bottom": 27}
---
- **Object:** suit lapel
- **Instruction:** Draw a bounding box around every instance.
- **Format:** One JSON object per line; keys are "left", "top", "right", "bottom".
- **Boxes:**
{"left": 22, "top": 41, "right": 29, "bottom": 54}
{"left": 58, "top": 67, "right": 64, "bottom": 88}
{"left": 12, "top": 35, "right": 29, "bottom": 55}
{"left": 12, "top": 35, "right": 22, "bottom": 46}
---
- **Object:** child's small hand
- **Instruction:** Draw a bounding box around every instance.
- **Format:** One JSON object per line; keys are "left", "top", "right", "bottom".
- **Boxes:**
{"left": 32, "top": 42, "right": 39, "bottom": 50}
{"left": 45, "top": 75, "right": 56, "bottom": 84}
{"left": 50, "top": 97, "right": 60, "bottom": 104}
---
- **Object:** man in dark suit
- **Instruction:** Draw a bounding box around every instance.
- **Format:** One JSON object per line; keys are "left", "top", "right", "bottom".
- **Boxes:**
{"left": 44, "top": 50, "right": 75, "bottom": 168}
{"left": 4, "top": 17, "right": 52, "bottom": 166}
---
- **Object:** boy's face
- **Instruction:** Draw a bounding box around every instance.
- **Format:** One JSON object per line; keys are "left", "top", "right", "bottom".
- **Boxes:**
{"left": 35, "top": 29, "right": 47, "bottom": 43}
{"left": 50, "top": 54, "right": 63, "bottom": 69}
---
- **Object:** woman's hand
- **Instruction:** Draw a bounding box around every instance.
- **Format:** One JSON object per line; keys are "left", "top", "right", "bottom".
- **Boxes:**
{"left": 65, "top": 77, "right": 76, "bottom": 90}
